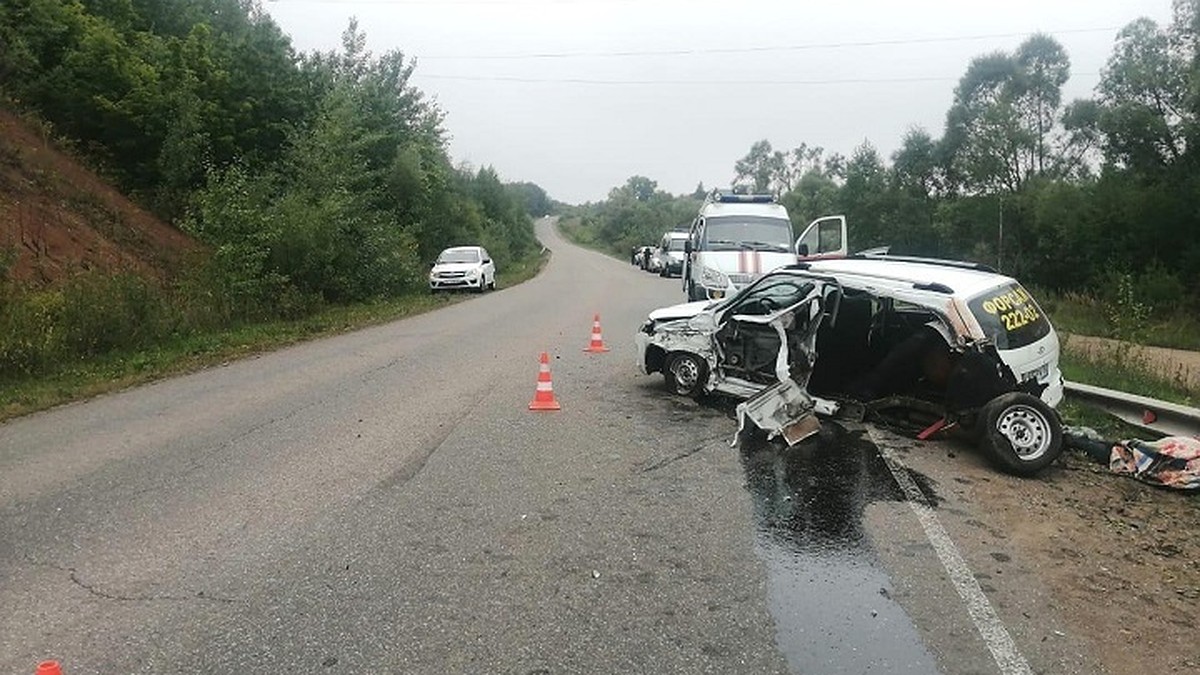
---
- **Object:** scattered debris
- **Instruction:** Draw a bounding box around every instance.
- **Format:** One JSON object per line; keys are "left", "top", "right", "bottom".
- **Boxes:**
{"left": 1064, "top": 427, "right": 1200, "bottom": 490}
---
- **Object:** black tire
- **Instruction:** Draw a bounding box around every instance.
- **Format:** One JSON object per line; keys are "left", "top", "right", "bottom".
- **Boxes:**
{"left": 663, "top": 352, "right": 708, "bottom": 397}
{"left": 978, "top": 392, "right": 1063, "bottom": 477}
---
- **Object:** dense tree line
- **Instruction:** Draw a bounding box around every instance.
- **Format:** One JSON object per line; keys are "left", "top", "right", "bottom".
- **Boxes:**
{"left": 568, "top": 177, "right": 701, "bottom": 256}
{"left": 1, "top": 0, "right": 543, "bottom": 376}
{"left": 0, "top": 0, "right": 541, "bottom": 310}
{"left": 576, "top": 1, "right": 1200, "bottom": 316}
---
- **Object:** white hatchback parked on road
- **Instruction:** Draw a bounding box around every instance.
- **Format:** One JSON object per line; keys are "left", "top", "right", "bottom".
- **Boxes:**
{"left": 429, "top": 246, "right": 496, "bottom": 292}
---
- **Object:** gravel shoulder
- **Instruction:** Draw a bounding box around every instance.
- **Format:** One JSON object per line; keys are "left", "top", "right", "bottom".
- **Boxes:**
{"left": 882, "top": 427, "right": 1200, "bottom": 675}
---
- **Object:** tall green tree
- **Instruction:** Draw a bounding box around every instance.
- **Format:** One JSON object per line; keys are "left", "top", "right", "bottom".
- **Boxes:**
{"left": 1097, "top": 17, "right": 1191, "bottom": 172}
{"left": 942, "top": 35, "right": 1070, "bottom": 194}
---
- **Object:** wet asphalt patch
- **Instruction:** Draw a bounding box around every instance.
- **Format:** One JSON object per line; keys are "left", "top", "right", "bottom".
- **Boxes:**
{"left": 632, "top": 382, "right": 949, "bottom": 672}
{"left": 738, "top": 424, "right": 943, "bottom": 673}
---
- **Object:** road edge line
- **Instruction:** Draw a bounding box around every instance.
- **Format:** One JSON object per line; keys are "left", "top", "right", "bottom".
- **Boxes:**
{"left": 866, "top": 427, "right": 1034, "bottom": 675}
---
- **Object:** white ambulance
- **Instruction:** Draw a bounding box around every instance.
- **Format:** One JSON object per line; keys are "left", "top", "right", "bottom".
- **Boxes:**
{"left": 682, "top": 190, "right": 848, "bottom": 301}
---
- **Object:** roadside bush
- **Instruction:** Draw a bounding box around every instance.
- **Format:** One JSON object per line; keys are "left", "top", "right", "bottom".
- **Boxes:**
{"left": 1106, "top": 273, "right": 1152, "bottom": 342}
{"left": 0, "top": 273, "right": 178, "bottom": 378}
{"left": 0, "top": 288, "right": 63, "bottom": 376}
{"left": 1136, "top": 264, "right": 1187, "bottom": 318}
{"left": 57, "top": 272, "right": 171, "bottom": 356}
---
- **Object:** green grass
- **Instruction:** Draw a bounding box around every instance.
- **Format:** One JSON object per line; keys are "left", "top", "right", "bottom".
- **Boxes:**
{"left": 1060, "top": 340, "right": 1196, "bottom": 407}
{"left": 0, "top": 250, "right": 548, "bottom": 421}
{"left": 1057, "top": 399, "right": 1151, "bottom": 440}
{"left": 1039, "top": 288, "right": 1200, "bottom": 351}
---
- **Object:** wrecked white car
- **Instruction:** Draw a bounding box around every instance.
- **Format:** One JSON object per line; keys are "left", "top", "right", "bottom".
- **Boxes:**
{"left": 636, "top": 256, "right": 1067, "bottom": 476}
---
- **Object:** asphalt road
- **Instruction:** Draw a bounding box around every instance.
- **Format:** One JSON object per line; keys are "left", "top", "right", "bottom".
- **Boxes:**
{"left": 1, "top": 219, "right": 1094, "bottom": 674}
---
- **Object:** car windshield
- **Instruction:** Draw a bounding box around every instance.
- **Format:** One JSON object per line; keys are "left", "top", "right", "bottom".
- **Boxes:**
{"left": 438, "top": 249, "right": 480, "bottom": 264}
{"left": 703, "top": 216, "right": 793, "bottom": 250}
{"left": 666, "top": 238, "right": 686, "bottom": 251}
{"left": 967, "top": 282, "right": 1052, "bottom": 350}
{"left": 726, "top": 278, "right": 817, "bottom": 317}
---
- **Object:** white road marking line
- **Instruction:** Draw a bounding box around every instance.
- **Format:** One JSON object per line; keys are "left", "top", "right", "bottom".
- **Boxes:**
{"left": 867, "top": 427, "right": 1034, "bottom": 675}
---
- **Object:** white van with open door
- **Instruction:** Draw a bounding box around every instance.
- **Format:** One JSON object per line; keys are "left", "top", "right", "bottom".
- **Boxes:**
{"left": 682, "top": 190, "right": 847, "bottom": 301}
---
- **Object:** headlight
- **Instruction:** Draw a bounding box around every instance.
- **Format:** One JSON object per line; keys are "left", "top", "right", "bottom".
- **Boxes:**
{"left": 467, "top": 269, "right": 479, "bottom": 278}
{"left": 641, "top": 320, "right": 656, "bottom": 335}
{"left": 700, "top": 266, "right": 729, "bottom": 289}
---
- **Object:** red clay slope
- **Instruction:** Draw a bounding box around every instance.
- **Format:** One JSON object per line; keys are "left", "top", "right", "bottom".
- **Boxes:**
{"left": 0, "top": 109, "right": 200, "bottom": 287}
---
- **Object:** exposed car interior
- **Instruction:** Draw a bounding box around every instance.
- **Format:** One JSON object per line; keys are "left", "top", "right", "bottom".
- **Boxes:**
{"left": 807, "top": 288, "right": 1029, "bottom": 419}
{"left": 713, "top": 279, "right": 823, "bottom": 386}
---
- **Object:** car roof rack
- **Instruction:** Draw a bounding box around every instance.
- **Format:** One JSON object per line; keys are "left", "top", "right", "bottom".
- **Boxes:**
{"left": 847, "top": 253, "right": 998, "bottom": 274}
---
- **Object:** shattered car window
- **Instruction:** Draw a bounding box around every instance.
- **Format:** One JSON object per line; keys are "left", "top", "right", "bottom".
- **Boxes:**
{"left": 727, "top": 279, "right": 817, "bottom": 317}
{"left": 967, "top": 283, "right": 1050, "bottom": 349}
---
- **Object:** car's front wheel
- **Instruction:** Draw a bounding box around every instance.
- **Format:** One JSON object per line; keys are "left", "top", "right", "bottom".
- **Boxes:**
{"left": 664, "top": 352, "right": 708, "bottom": 397}
{"left": 978, "top": 392, "right": 1063, "bottom": 477}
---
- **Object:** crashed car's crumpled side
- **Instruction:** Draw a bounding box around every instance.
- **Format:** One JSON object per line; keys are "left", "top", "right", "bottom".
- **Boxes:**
{"left": 734, "top": 295, "right": 829, "bottom": 446}
{"left": 637, "top": 258, "right": 1069, "bottom": 476}
{"left": 637, "top": 279, "right": 839, "bottom": 441}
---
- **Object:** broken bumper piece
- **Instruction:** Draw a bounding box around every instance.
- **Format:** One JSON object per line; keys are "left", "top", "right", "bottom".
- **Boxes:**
{"left": 735, "top": 379, "right": 823, "bottom": 446}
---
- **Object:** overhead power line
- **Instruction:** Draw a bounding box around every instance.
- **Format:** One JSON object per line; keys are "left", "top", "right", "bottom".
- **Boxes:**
{"left": 414, "top": 72, "right": 1101, "bottom": 86}
{"left": 415, "top": 27, "right": 1121, "bottom": 60}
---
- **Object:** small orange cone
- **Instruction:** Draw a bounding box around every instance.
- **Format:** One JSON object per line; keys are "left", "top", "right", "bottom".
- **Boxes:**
{"left": 583, "top": 313, "right": 610, "bottom": 353}
{"left": 529, "top": 352, "right": 561, "bottom": 411}
{"left": 37, "top": 662, "right": 63, "bottom": 675}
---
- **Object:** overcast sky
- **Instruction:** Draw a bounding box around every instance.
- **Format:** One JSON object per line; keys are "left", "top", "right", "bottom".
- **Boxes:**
{"left": 263, "top": 0, "right": 1173, "bottom": 204}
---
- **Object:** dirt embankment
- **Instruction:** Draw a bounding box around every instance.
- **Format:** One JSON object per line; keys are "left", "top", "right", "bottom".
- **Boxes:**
{"left": 0, "top": 109, "right": 199, "bottom": 287}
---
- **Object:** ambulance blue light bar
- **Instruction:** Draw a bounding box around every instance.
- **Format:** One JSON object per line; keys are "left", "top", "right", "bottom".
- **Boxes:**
{"left": 710, "top": 189, "right": 776, "bottom": 204}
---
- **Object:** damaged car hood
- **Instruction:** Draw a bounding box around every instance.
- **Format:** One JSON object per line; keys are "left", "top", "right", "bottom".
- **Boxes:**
{"left": 647, "top": 300, "right": 717, "bottom": 323}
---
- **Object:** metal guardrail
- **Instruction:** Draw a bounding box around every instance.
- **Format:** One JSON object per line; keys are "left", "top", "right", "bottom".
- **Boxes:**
{"left": 1064, "top": 381, "right": 1200, "bottom": 438}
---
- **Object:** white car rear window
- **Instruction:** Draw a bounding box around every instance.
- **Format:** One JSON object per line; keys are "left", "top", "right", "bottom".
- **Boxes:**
{"left": 967, "top": 283, "right": 1051, "bottom": 349}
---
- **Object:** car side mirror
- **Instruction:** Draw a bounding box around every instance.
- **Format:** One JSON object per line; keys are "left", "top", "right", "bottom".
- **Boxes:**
{"left": 483, "top": 258, "right": 491, "bottom": 264}
{"left": 684, "top": 240, "right": 692, "bottom": 254}
{"left": 796, "top": 243, "right": 809, "bottom": 257}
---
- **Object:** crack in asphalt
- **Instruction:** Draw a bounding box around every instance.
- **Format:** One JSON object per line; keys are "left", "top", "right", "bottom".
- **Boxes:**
{"left": 639, "top": 434, "right": 727, "bottom": 474}
{"left": 26, "top": 557, "right": 240, "bottom": 605}
{"left": 68, "top": 571, "right": 238, "bottom": 604}
{"left": 375, "top": 385, "right": 495, "bottom": 491}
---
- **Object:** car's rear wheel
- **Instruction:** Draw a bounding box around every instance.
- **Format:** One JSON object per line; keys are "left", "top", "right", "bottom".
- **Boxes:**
{"left": 664, "top": 352, "right": 707, "bottom": 397}
{"left": 978, "top": 392, "right": 1063, "bottom": 477}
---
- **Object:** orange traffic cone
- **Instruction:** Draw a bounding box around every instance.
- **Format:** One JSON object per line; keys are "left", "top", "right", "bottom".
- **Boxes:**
{"left": 583, "top": 313, "right": 610, "bottom": 353}
{"left": 37, "top": 662, "right": 63, "bottom": 675}
{"left": 529, "top": 352, "right": 561, "bottom": 411}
